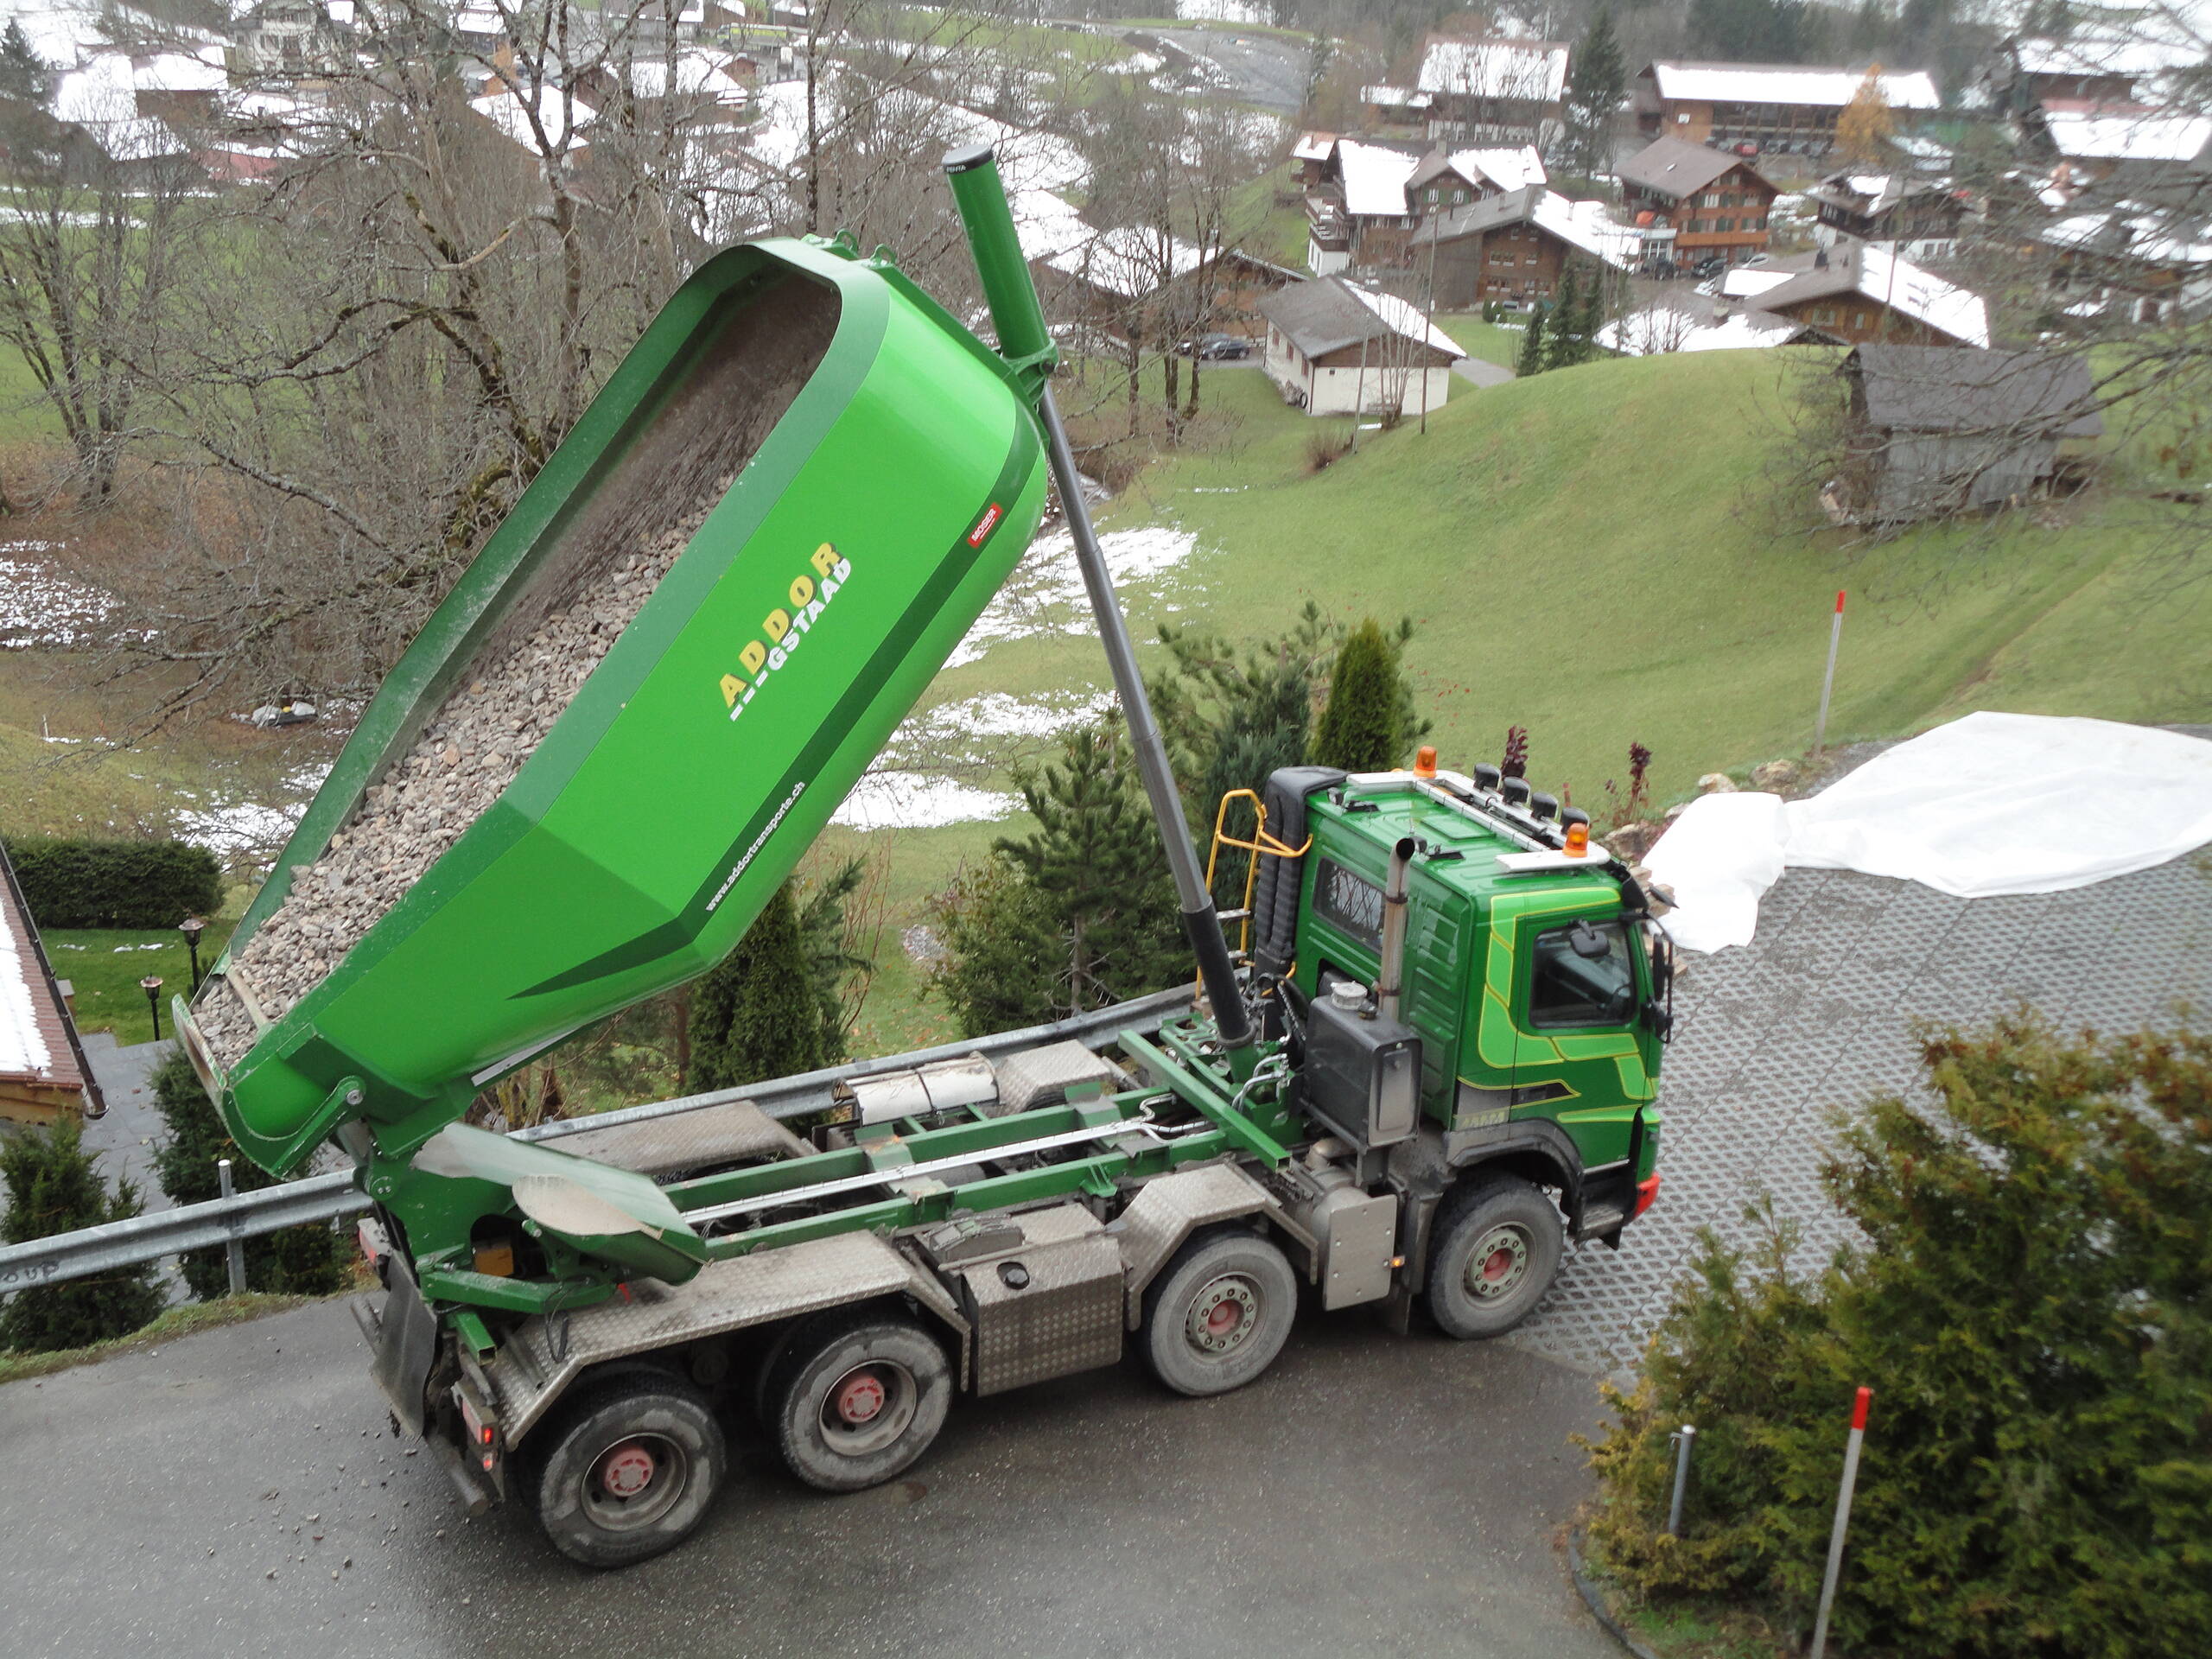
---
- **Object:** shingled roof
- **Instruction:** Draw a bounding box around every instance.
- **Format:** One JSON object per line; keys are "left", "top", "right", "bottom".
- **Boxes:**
{"left": 1259, "top": 276, "right": 1461, "bottom": 359}
{"left": 1619, "top": 135, "right": 1768, "bottom": 200}
{"left": 1846, "top": 345, "right": 2102, "bottom": 438}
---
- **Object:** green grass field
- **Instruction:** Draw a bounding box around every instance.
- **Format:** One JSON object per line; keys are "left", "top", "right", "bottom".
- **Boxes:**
{"left": 41, "top": 921, "right": 236, "bottom": 1040}
{"left": 1438, "top": 315, "right": 1522, "bottom": 370}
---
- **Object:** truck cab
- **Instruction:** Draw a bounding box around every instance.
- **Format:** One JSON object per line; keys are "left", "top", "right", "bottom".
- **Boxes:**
{"left": 1248, "top": 761, "right": 1668, "bottom": 1273}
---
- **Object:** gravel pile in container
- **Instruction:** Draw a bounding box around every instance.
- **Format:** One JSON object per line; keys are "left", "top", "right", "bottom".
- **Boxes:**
{"left": 197, "top": 280, "right": 838, "bottom": 1068}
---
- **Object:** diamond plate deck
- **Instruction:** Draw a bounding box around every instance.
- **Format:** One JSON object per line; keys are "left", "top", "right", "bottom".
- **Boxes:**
{"left": 484, "top": 1230, "right": 966, "bottom": 1442}
{"left": 1510, "top": 853, "right": 2212, "bottom": 1373}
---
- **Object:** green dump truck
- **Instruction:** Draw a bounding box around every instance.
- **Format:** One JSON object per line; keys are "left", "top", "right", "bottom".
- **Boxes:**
{"left": 180, "top": 150, "right": 1671, "bottom": 1567}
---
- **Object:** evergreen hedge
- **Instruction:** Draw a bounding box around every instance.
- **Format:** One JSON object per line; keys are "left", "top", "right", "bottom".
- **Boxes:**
{"left": 1585, "top": 1014, "right": 2212, "bottom": 1658}
{"left": 4, "top": 836, "right": 224, "bottom": 929}
{"left": 147, "top": 1049, "right": 351, "bottom": 1300}
{"left": 689, "top": 884, "right": 825, "bottom": 1092}
{"left": 0, "top": 1120, "right": 164, "bottom": 1352}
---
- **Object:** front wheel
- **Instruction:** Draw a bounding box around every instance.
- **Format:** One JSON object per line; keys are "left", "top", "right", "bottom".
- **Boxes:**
{"left": 1140, "top": 1229, "right": 1298, "bottom": 1396}
{"left": 530, "top": 1375, "right": 727, "bottom": 1568}
{"left": 1425, "top": 1177, "right": 1564, "bottom": 1340}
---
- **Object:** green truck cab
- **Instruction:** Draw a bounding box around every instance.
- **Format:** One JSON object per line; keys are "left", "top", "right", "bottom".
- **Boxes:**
{"left": 1254, "top": 763, "right": 1668, "bottom": 1250}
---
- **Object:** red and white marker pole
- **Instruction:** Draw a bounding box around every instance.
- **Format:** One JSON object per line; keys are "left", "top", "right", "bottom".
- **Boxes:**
{"left": 1813, "top": 590, "right": 1846, "bottom": 759}
{"left": 1809, "top": 1386, "right": 1872, "bottom": 1659}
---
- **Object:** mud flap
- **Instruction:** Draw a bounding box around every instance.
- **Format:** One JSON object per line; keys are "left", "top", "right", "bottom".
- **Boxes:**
{"left": 369, "top": 1252, "right": 439, "bottom": 1439}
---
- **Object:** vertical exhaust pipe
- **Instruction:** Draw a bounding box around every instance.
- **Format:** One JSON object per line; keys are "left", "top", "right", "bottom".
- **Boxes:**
{"left": 944, "top": 145, "right": 1259, "bottom": 1076}
{"left": 1376, "top": 837, "right": 1415, "bottom": 1024}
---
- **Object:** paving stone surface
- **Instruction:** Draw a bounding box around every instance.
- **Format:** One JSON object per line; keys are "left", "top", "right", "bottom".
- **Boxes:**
{"left": 1510, "top": 850, "right": 2212, "bottom": 1373}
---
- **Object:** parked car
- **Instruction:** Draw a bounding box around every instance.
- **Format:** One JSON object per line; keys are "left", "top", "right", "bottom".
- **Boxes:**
{"left": 1178, "top": 332, "right": 1253, "bottom": 360}
{"left": 1741, "top": 252, "right": 1771, "bottom": 268}
{"left": 1691, "top": 255, "right": 1726, "bottom": 279}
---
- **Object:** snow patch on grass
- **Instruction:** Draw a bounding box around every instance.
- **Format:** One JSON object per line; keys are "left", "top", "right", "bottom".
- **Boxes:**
{"left": 0, "top": 546, "right": 124, "bottom": 648}
{"left": 946, "top": 525, "right": 1200, "bottom": 669}
{"left": 832, "top": 774, "right": 1020, "bottom": 831}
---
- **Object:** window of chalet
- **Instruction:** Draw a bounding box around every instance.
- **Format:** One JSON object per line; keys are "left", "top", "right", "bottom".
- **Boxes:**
{"left": 1702, "top": 192, "right": 1723, "bottom": 207}
{"left": 1715, "top": 218, "right": 1732, "bottom": 232}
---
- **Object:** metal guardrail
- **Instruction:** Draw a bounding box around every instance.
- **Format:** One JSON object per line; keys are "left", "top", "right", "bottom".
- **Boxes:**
{"left": 0, "top": 988, "right": 1191, "bottom": 1295}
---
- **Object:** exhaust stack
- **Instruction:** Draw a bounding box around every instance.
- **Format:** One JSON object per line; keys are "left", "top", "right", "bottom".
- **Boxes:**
{"left": 1376, "top": 837, "right": 1415, "bottom": 1024}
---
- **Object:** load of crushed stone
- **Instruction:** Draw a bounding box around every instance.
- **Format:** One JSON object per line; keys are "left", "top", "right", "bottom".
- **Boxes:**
{"left": 196, "top": 280, "right": 838, "bottom": 1069}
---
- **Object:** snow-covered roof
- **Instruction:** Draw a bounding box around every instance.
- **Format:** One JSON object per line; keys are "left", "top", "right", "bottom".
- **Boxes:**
{"left": 0, "top": 878, "right": 52, "bottom": 1079}
{"left": 1362, "top": 84, "right": 1433, "bottom": 110}
{"left": 1527, "top": 192, "right": 1637, "bottom": 267}
{"left": 469, "top": 86, "right": 599, "bottom": 149}
{"left": 1648, "top": 61, "right": 1941, "bottom": 111}
{"left": 52, "top": 53, "right": 136, "bottom": 126}
{"left": 626, "top": 53, "right": 750, "bottom": 105}
{"left": 454, "top": 5, "right": 504, "bottom": 35}
{"left": 2039, "top": 106, "right": 2212, "bottom": 162}
{"left": 1043, "top": 224, "right": 1205, "bottom": 299}
{"left": 1720, "top": 266, "right": 1793, "bottom": 297}
{"left": 1411, "top": 186, "right": 1636, "bottom": 269}
{"left": 1345, "top": 283, "right": 1461, "bottom": 355}
{"left": 739, "top": 79, "right": 1084, "bottom": 194}
{"left": 1261, "top": 276, "right": 1461, "bottom": 359}
{"left": 1599, "top": 299, "right": 1799, "bottom": 356}
{"left": 1417, "top": 36, "right": 1568, "bottom": 102}
{"left": 1451, "top": 144, "right": 1545, "bottom": 192}
{"left": 1751, "top": 241, "right": 1989, "bottom": 347}
{"left": 2012, "top": 31, "right": 2204, "bottom": 82}
{"left": 1293, "top": 131, "right": 1336, "bottom": 162}
{"left": 1333, "top": 138, "right": 1417, "bottom": 217}
{"left": 2037, "top": 203, "right": 2212, "bottom": 266}
{"left": 135, "top": 52, "right": 228, "bottom": 93}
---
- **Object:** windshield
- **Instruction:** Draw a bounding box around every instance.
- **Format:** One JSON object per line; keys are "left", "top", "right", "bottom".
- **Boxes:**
{"left": 1529, "top": 920, "right": 1637, "bottom": 1029}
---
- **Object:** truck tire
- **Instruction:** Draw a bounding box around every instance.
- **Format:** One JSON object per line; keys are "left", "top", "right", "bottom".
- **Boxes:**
{"left": 529, "top": 1375, "right": 727, "bottom": 1569}
{"left": 1425, "top": 1176, "right": 1563, "bottom": 1340}
{"left": 767, "top": 1310, "right": 952, "bottom": 1493}
{"left": 1140, "top": 1229, "right": 1298, "bottom": 1397}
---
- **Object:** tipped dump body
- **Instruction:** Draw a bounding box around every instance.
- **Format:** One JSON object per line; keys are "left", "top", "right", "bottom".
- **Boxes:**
{"left": 186, "top": 236, "right": 1050, "bottom": 1174}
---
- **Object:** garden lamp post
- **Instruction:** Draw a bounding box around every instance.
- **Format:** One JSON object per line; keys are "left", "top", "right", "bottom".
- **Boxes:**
{"left": 179, "top": 916, "right": 207, "bottom": 995}
{"left": 140, "top": 976, "right": 164, "bottom": 1042}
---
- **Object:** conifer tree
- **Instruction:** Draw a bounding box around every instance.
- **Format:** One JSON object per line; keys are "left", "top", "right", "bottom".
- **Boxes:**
{"left": 995, "top": 726, "right": 1183, "bottom": 1015}
{"left": 0, "top": 20, "right": 49, "bottom": 105}
{"left": 1312, "top": 618, "right": 1404, "bottom": 771}
{"left": 1, "top": 1120, "right": 162, "bottom": 1352}
{"left": 1515, "top": 306, "right": 1547, "bottom": 378}
{"left": 1560, "top": 10, "right": 1627, "bottom": 180}
{"left": 150, "top": 1049, "right": 348, "bottom": 1301}
{"left": 689, "top": 883, "right": 825, "bottom": 1091}
{"left": 1546, "top": 266, "right": 1585, "bottom": 370}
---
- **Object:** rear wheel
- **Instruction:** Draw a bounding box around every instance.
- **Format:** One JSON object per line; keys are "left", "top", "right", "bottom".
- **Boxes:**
{"left": 1425, "top": 1176, "right": 1563, "bottom": 1340}
{"left": 767, "top": 1311, "right": 952, "bottom": 1493}
{"left": 530, "top": 1375, "right": 726, "bottom": 1568}
{"left": 1140, "top": 1229, "right": 1298, "bottom": 1397}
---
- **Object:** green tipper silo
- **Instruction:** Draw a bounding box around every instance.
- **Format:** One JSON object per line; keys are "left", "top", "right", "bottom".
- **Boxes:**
{"left": 182, "top": 233, "right": 1050, "bottom": 1175}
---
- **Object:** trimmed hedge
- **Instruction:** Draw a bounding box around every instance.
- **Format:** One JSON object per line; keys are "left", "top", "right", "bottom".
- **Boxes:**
{"left": 3, "top": 836, "right": 224, "bottom": 930}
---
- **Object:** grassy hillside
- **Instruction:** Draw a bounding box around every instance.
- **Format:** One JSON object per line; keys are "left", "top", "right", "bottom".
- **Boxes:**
{"left": 1093, "top": 351, "right": 2210, "bottom": 808}
{"left": 837, "top": 347, "right": 2209, "bottom": 1050}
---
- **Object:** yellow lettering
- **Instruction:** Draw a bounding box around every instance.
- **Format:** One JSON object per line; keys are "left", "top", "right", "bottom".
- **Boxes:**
{"left": 740, "top": 641, "right": 766, "bottom": 675}
{"left": 789, "top": 573, "right": 817, "bottom": 609}
{"left": 810, "top": 543, "right": 839, "bottom": 579}
{"left": 763, "top": 608, "right": 791, "bottom": 643}
{"left": 720, "top": 673, "right": 745, "bottom": 709}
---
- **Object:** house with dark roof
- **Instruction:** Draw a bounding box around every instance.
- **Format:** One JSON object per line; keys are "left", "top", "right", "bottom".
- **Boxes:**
{"left": 1619, "top": 135, "right": 1779, "bottom": 271}
{"left": 1257, "top": 276, "right": 1463, "bottom": 417}
{"left": 1408, "top": 185, "right": 1636, "bottom": 309}
{"left": 1831, "top": 344, "right": 2101, "bottom": 523}
{"left": 1749, "top": 240, "right": 1990, "bottom": 347}
{"left": 1808, "top": 170, "right": 1971, "bottom": 263}
{"left": 1, "top": 842, "right": 102, "bottom": 1126}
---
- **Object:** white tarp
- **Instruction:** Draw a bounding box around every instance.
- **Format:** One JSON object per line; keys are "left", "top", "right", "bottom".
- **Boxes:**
{"left": 1647, "top": 713, "right": 2212, "bottom": 953}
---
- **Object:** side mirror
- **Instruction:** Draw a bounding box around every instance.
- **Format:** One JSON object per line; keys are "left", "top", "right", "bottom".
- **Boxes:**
{"left": 1642, "top": 998, "right": 1674, "bottom": 1039}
